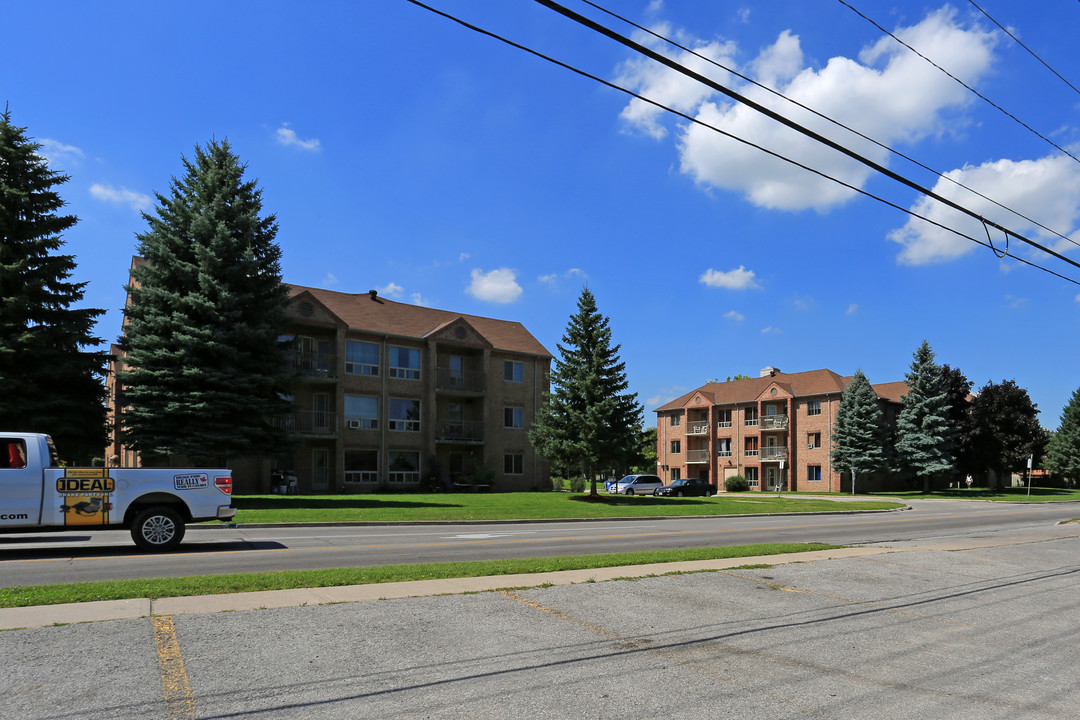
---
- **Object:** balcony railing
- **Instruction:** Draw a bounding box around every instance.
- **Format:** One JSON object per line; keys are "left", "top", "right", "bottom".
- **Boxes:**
{"left": 687, "top": 421, "right": 710, "bottom": 436}
{"left": 435, "top": 367, "right": 487, "bottom": 394}
{"left": 761, "top": 447, "right": 788, "bottom": 461}
{"left": 716, "top": 449, "right": 733, "bottom": 457}
{"left": 686, "top": 449, "right": 710, "bottom": 463}
{"left": 716, "top": 420, "right": 732, "bottom": 429}
{"left": 760, "top": 415, "right": 788, "bottom": 430}
{"left": 274, "top": 411, "right": 337, "bottom": 435}
{"left": 435, "top": 420, "right": 485, "bottom": 443}
{"left": 288, "top": 351, "right": 337, "bottom": 379}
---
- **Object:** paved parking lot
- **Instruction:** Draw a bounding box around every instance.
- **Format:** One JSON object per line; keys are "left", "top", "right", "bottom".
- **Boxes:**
{"left": 3, "top": 529, "right": 1079, "bottom": 719}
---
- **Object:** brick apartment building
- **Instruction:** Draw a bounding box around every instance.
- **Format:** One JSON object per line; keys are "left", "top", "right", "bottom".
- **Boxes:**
{"left": 655, "top": 367, "right": 907, "bottom": 493}
{"left": 107, "top": 263, "right": 553, "bottom": 493}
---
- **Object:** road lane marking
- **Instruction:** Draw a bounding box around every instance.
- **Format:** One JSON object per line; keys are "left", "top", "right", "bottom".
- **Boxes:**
{"left": 152, "top": 616, "right": 197, "bottom": 720}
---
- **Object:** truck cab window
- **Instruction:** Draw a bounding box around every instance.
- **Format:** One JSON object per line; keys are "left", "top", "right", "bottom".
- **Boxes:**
{"left": 2, "top": 440, "right": 27, "bottom": 469}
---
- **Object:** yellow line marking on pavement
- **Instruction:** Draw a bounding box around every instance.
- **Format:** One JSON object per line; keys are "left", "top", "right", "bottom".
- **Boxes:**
{"left": 152, "top": 616, "right": 197, "bottom": 720}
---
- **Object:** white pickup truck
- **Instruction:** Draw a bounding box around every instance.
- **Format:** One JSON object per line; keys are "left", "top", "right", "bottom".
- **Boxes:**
{"left": 1, "top": 432, "right": 236, "bottom": 551}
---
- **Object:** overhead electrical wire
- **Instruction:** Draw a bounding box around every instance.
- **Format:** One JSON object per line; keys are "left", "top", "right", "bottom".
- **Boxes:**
{"left": 579, "top": 0, "right": 1080, "bottom": 252}
{"left": 402, "top": 0, "right": 1080, "bottom": 287}
{"left": 968, "top": 0, "right": 1080, "bottom": 98}
{"left": 837, "top": 0, "right": 1080, "bottom": 168}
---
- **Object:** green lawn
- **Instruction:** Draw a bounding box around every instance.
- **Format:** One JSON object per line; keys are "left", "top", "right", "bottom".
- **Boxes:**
{"left": 232, "top": 491, "right": 903, "bottom": 523}
{"left": 0, "top": 542, "right": 839, "bottom": 608}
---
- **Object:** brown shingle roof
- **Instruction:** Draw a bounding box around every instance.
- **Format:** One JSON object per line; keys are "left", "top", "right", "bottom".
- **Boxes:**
{"left": 288, "top": 284, "right": 552, "bottom": 357}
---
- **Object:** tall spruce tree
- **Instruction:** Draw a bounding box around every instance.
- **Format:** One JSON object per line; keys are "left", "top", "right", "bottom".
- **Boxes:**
{"left": 529, "top": 287, "right": 643, "bottom": 494}
{"left": 0, "top": 109, "right": 107, "bottom": 463}
{"left": 1045, "top": 386, "right": 1080, "bottom": 486}
{"left": 895, "top": 340, "right": 955, "bottom": 491}
{"left": 941, "top": 364, "right": 975, "bottom": 475}
{"left": 118, "top": 140, "right": 292, "bottom": 464}
{"left": 830, "top": 369, "right": 888, "bottom": 494}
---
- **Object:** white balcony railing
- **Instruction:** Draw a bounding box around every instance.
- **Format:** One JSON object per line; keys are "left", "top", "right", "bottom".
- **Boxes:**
{"left": 687, "top": 422, "right": 710, "bottom": 436}
{"left": 760, "top": 415, "right": 788, "bottom": 430}
{"left": 761, "top": 447, "right": 788, "bottom": 461}
{"left": 686, "top": 449, "right": 710, "bottom": 463}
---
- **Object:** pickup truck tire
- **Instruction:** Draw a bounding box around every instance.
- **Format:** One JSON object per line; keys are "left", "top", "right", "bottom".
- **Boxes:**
{"left": 130, "top": 506, "right": 186, "bottom": 552}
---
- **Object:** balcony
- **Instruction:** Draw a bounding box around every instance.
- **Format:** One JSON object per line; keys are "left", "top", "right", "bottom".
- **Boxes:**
{"left": 686, "top": 449, "right": 710, "bottom": 464}
{"left": 435, "top": 420, "right": 485, "bottom": 444}
{"left": 761, "top": 447, "right": 788, "bottom": 461}
{"left": 288, "top": 351, "right": 337, "bottom": 379}
{"left": 686, "top": 421, "right": 710, "bottom": 436}
{"left": 435, "top": 367, "right": 487, "bottom": 394}
{"left": 760, "top": 415, "right": 788, "bottom": 430}
{"left": 275, "top": 411, "right": 337, "bottom": 436}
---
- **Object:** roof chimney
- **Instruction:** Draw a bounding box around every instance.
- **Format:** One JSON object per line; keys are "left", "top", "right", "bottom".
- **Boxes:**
{"left": 760, "top": 366, "right": 780, "bottom": 377}
{"left": 368, "top": 289, "right": 378, "bottom": 300}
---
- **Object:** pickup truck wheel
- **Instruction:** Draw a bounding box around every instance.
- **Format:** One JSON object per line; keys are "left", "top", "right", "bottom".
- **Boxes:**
{"left": 131, "top": 506, "right": 185, "bottom": 552}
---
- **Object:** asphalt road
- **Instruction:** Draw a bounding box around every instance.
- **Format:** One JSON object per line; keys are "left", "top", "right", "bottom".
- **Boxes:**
{"left": 0, "top": 499, "right": 1076, "bottom": 587}
{"left": 2, "top": 523, "right": 1079, "bottom": 718}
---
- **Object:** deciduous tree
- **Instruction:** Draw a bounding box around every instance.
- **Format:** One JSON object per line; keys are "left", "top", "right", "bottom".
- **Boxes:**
{"left": 966, "top": 379, "right": 1044, "bottom": 487}
{"left": 0, "top": 109, "right": 107, "bottom": 462}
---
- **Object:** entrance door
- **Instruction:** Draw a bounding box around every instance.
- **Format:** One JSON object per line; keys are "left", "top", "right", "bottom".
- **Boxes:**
{"left": 312, "top": 448, "right": 329, "bottom": 491}
{"left": 766, "top": 467, "right": 778, "bottom": 490}
{"left": 313, "top": 393, "right": 331, "bottom": 433}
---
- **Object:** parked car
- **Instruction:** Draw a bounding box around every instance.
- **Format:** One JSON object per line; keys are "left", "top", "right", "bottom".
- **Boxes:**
{"left": 654, "top": 478, "right": 716, "bottom": 497}
{"left": 609, "top": 474, "right": 664, "bottom": 495}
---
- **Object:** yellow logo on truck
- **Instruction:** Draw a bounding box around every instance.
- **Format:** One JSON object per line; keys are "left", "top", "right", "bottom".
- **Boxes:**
{"left": 58, "top": 468, "right": 113, "bottom": 526}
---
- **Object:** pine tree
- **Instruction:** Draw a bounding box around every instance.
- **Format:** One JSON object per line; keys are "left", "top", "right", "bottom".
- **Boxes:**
{"left": 895, "top": 340, "right": 955, "bottom": 491}
{"left": 1045, "top": 386, "right": 1080, "bottom": 486}
{"left": 942, "top": 364, "right": 975, "bottom": 475}
{"left": 529, "top": 288, "right": 643, "bottom": 494}
{"left": 118, "top": 140, "right": 292, "bottom": 464}
{"left": 830, "top": 369, "right": 888, "bottom": 494}
{"left": 0, "top": 109, "right": 107, "bottom": 463}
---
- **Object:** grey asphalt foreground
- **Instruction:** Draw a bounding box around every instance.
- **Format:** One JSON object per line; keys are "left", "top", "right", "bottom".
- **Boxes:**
{"left": 3, "top": 523, "right": 1079, "bottom": 719}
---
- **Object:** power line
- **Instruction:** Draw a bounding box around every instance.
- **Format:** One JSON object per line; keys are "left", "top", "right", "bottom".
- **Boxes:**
{"left": 401, "top": 0, "right": 1080, "bottom": 286}
{"left": 836, "top": 0, "right": 1080, "bottom": 168}
{"left": 968, "top": 0, "right": 1080, "bottom": 98}
{"left": 579, "top": 0, "right": 1080, "bottom": 252}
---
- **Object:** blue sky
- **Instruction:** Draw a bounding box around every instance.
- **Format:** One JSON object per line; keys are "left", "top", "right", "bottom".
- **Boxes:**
{"left": 5, "top": 1, "right": 1080, "bottom": 429}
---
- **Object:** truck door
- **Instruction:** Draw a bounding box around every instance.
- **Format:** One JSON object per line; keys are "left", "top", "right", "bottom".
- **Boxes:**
{"left": 0, "top": 437, "right": 43, "bottom": 526}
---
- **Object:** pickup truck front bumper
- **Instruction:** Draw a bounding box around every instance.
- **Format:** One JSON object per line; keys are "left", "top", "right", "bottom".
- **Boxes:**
{"left": 217, "top": 505, "right": 237, "bottom": 520}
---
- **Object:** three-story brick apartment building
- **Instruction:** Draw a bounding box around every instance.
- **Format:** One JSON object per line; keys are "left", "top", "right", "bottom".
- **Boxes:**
{"left": 108, "top": 265, "right": 553, "bottom": 493}
{"left": 655, "top": 367, "right": 906, "bottom": 492}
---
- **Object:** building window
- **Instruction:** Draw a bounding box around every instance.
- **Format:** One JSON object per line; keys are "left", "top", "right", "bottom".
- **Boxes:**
{"left": 671, "top": 413, "right": 682, "bottom": 427}
{"left": 744, "top": 437, "right": 759, "bottom": 457}
{"left": 389, "top": 346, "right": 421, "bottom": 380}
{"left": 345, "top": 340, "right": 379, "bottom": 376}
{"left": 344, "top": 394, "right": 379, "bottom": 430}
{"left": 716, "top": 438, "right": 732, "bottom": 457}
{"left": 504, "top": 453, "right": 524, "bottom": 475}
{"left": 807, "top": 465, "right": 822, "bottom": 483}
{"left": 388, "top": 451, "right": 420, "bottom": 484}
{"left": 504, "top": 360, "right": 523, "bottom": 382}
{"left": 807, "top": 399, "right": 822, "bottom": 416}
{"left": 745, "top": 467, "right": 759, "bottom": 487}
{"left": 716, "top": 409, "right": 732, "bottom": 428}
{"left": 504, "top": 407, "right": 524, "bottom": 429}
{"left": 807, "top": 432, "right": 821, "bottom": 449}
{"left": 670, "top": 467, "right": 681, "bottom": 482}
{"left": 745, "top": 407, "right": 759, "bottom": 426}
{"left": 344, "top": 450, "right": 378, "bottom": 483}
{"left": 670, "top": 440, "right": 681, "bottom": 454}
{"left": 389, "top": 398, "right": 420, "bottom": 432}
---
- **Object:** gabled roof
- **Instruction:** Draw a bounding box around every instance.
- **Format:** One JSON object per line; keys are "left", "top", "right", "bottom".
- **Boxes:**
{"left": 656, "top": 368, "right": 906, "bottom": 411}
{"left": 288, "top": 284, "right": 552, "bottom": 358}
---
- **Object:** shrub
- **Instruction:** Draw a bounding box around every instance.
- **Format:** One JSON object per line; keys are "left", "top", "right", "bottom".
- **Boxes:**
{"left": 725, "top": 475, "right": 750, "bottom": 492}
{"left": 569, "top": 476, "right": 586, "bottom": 493}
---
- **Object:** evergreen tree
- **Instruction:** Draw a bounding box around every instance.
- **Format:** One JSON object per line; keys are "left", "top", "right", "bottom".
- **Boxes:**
{"left": 1045, "top": 386, "right": 1080, "bottom": 486}
{"left": 895, "top": 340, "right": 955, "bottom": 491}
{"left": 830, "top": 369, "right": 888, "bottom": 494}
{"left": 529, "top": 288, "right": 643, "bottom": 494}
{"left": 118, "top": 140, "right": 292, "bottom": 464}
{"left": 0, "top": 109, "right": 107, "bottom": 463}
{"left": 941, "top": 364, "right": 975, "bottom": 475}
{"left": 966, "top": 379, "right": 1044, "bottom": 486}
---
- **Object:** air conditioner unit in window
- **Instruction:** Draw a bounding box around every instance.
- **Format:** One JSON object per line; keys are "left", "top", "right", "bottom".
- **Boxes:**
{"left": 346, "top": 419, "right": 361, "bottom": 430}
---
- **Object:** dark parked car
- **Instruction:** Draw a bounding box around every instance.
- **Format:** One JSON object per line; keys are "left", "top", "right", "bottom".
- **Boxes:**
{"left": 654, "top": 478, "right": 716, "bottom": 497}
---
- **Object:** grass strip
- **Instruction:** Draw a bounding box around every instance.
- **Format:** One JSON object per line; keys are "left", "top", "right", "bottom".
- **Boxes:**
{"left": 0, "top": 542, "right": 839, "bottom": 609}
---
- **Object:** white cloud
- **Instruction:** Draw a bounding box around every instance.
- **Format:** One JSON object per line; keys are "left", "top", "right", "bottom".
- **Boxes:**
{"left": 411, "top": 293, "right": 431, "bottom": 307}
{"left": 761, "top": 326, "right": 782, "bottom": 334}
{"left": 700, "top": 265, "right": 760, "bottom": 289}
{"left": 617, "top": 8, "right": 998, "bottom": 211}
{"left": 724, "top": 310, "right": 745, "bottom": 322}
{"left": 275, "top": 123, "right": 321, "bottom": 151}
{"left": 890, "top": 154, "right": 1080, "bottom": 264}
{"left": 539, "top": 267, "right": 588, "bottom": 289}
{"left": 1075, "top": 293, "right": 1080, "bottom": 304}
{"left": 323, "top": 273, "right": 339, "bottom": 287}
{"left": 467, "top": 268, "right": 522, "bottom": 303}
{"left": 846, "top": 303, "right": 859, "bottom": 315}
{"left": 36, "top": 138, "right": 84, "bottom": 167}
{"left": 378, "top": 282, "right": 404, "bottom": 298}
{"left": 89, "top": 183, "right": 152, "bottom": 211}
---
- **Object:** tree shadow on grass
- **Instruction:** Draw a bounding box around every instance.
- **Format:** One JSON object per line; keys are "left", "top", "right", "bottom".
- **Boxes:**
{"left": 566, "top": 494, "right": 709, "bottom": 507}
{"left": 234, "top": 497, "right": 462, "bottom": 510}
